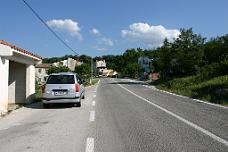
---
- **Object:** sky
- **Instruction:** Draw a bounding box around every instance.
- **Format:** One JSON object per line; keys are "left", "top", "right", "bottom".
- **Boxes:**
{"left": 0, "top": 0, "right": 228, "bottom": 58}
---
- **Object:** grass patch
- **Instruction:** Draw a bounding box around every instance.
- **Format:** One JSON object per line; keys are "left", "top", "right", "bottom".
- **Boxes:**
{"left": 34, "top": 82, "right": 42, "bottom": 103}
{"left": 152, "top": 75, "right": 228, "bottom": 106}
{"left": 84, "top": 78, "right": 99, "bottom": 87}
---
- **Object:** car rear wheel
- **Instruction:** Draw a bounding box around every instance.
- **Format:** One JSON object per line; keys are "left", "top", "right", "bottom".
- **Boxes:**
{"left": 77, "top": 102, "right": 81, "bottom": 107}
{"left": 73, "top": 102, "right": 81, "bottom": 107}
{"left": 43, "top": 103, "right": 50, "bottom": 108}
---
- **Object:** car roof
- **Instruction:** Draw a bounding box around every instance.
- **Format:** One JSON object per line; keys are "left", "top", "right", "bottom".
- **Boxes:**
{"left": 50, "top": 72, "right": 76, "bottom": 75}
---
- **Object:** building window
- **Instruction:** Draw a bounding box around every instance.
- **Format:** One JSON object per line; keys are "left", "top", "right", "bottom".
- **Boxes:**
{"left": 38, "top": 69, "right": 42, "bottom": 73}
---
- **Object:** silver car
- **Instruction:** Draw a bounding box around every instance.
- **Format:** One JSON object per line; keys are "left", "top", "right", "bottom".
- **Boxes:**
{"left": 42, "top": 72, "right": 85, "bottom": 108}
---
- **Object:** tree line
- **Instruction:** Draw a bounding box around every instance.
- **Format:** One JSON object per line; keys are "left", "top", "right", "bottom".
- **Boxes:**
{"left": 44, "top": 28, "right": 228, "bottom": 81}
{"left": 97, "top": 28, "right": 228, "bottom": 80}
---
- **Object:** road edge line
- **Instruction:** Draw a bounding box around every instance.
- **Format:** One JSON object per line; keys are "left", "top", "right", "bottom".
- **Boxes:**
{"left": 118, "top": 84, "right": 228, "bottom": 147}
{"left": 145, "top": 85, "right": 228, "bottom": 109}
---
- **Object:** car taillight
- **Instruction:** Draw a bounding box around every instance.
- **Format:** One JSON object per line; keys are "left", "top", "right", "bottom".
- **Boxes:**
{"left": 42, "top": 85, "right": 46, "bottom": 93}
{"left": 75, "top": 84, "right": 79, "bottom": 92}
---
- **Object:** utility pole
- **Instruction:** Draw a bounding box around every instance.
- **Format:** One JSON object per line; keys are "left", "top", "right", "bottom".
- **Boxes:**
{"left": 90, "top": 57, "right": 93, "bottom": 84}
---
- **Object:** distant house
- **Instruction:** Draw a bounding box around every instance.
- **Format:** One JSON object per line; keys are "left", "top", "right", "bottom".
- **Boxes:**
{"left": 52, "top": 58, "right": 82, "bottom": 71}
{"left": 96, "top": 60, "right": 107, "bottom": 75}
{"left": 0, "top": 40, "right": 42, "bottom": 115}
{"left": 103, "top": 69, "right": 118, "bottom": 77}
{"left": 138, "top": 56, "right": 152, "bottom": 73}
{"left": 35, "top": 63, "right": 51, "bottom": 85}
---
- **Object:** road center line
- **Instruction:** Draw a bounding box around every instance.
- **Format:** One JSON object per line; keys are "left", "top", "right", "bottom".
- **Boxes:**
{"left": 85, "top": 137, "right": 94, "bottom": 152}
{"left": 118, "top": 84, "right": 228, "bottom": 147}
{"left": 89, "top": 111, "right": 95, "bottom": 122}
{"left": 92, "top": 101, "right": 96, "bottom": 106}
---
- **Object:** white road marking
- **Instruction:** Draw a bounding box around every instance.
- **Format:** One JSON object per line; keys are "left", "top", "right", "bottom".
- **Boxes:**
{"left": 93, "top": 95, "right": 96, "bottom": 98}
{"left": 85, "top": 137, "right": 94, "bottom": 152}
{"left": 92, "top": 101, "right": 96, "bottom": 106}
{"left": 89, "top": 111, "right": 95, "bottom": 122}
{"left": 118, "top": 84, "right": 228, "bottom": 147}
{"left": 0, "top": 127, "right": 10, "bottom": 131}
{"left": 153, "top": 86, "right": 228, "bottom": 109}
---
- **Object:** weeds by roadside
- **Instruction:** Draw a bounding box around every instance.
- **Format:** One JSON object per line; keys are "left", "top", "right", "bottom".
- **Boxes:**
{"left": 151, "top": 75, "right": 228, "bottom": 106}
{"left": 84, "top": 78, "right": 99, "bottom": 87}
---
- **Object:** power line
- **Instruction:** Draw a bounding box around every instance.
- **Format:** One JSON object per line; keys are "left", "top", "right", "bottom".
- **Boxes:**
{"left": 22, "top": 0, "right": 79, "bottom": 55}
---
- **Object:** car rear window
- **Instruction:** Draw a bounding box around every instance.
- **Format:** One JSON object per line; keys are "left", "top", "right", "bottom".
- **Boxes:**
{"left": 46, "top": 75, "right": 75, "bottom": 84}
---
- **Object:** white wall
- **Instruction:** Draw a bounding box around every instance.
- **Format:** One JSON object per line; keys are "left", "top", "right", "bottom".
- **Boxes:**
{"left": 0, "top": 44, "right": 41, "bottom": 114}
{"left": 8, "top": 61, "right": 26, "bottom": 104}
{"left": 0, "top": 44, "right": 12, "bottom": 56}
{"left": 0, "top": 56, "right": 9, "bottom": 113}
{"left": 26, "top": 65, "right": 35, "bottom": 103}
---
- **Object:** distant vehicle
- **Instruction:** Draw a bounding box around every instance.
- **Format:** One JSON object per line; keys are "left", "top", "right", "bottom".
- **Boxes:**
{"left": 42, "top": 72, "right": 85, "bottom": 108}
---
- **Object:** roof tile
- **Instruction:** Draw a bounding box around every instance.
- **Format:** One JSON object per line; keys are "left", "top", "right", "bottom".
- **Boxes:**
{"left": 0, "top": 40, "right": 42, "bottom": 59}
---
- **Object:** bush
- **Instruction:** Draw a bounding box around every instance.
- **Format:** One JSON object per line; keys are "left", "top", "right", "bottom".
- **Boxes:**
{"left": 47, "top": 66, "right": 70, "bottom": 75}
{"left": 155, "top": 75, "right": 228, "bottom": 105}
{"left": 199, "top": 60, "right": 228, "bottom": 80}
{"left": 74, "top": 63, "right": 91, "bottom": 80}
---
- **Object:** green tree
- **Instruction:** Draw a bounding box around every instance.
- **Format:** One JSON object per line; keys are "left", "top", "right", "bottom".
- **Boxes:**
{"left": 75, "top": 63, "right": 91, "bottom": 80}
{"left": 47, "top": 66, "right": 70, "bottom": 75}
{"left": 157, "top": 28, "right": 205, "bottom": 79}
{"left": 203, "top": 34, "right": 228, "bottom": 64}
{"left": 79, "top": 55, "right": 92, "bottom": 64}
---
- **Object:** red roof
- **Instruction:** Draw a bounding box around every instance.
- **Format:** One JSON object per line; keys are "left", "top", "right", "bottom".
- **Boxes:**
{"left": 0, "top": 40, "right": 42, "bottom": 59}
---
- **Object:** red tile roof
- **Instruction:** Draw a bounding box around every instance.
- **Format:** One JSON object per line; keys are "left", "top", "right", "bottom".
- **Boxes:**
{"left": 0, "top": 40, "right": 42, "bottom": 59}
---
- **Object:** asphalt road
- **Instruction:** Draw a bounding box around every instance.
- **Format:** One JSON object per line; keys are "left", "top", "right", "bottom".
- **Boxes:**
{"left": 0, "top": 78, "right": 227, "bottom": 152}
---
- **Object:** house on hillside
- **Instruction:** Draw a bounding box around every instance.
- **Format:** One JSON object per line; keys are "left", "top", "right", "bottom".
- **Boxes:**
{"left": 0, "top": 40, "right": 42, "bottom": 115}
{"left": 52, "top": 58, "right": 82, "bottom": 71}
{"left": 35, "top": 62, "right": 51, "bottom": 85}
{"left": 96, "top": 60, "right": 107, "bottom": 76}
{"left": 138, "top": 56, "right": 152, "bottom": 73}
{"left": 138, "top": 56, "right": 152, "bottom": 79}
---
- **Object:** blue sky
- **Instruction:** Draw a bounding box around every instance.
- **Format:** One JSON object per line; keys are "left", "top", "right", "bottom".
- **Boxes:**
{"left": 0, "top": 0, "right": 228, "bottom": 58}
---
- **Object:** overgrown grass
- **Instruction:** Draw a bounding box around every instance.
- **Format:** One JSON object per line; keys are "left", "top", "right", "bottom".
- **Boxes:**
{"left": 153, "top": 75, "right": 228, "bottom": 106}
{"left": 34, "top": 82, "right": 42, "bottom": 103}
{"left": 84, "top": 78, "right": 99, "bottom": 87}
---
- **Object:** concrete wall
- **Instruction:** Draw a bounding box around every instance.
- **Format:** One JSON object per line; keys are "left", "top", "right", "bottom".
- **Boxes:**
{"left": 26, "top": 65, "right": 35, "bottom": 103}
{"left": 0, "top": 43, "right": 41, "bottom": 114}
{"left": 8, "top": 61, "right": 26, "bottom": 104}
{"left": 0, "top": 56, "right": 9, "bottom": 113}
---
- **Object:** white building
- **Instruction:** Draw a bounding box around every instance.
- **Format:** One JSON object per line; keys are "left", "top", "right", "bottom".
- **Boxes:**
{"left": 35, "top": 63, "right": 51, "bottom": 85}
{"left": 138, "top": 56, "right": 152, "bottom": 73}
{"left": 0, "top": 40, "right": 41, "bottom": 115}
{"left": 96, "top": 60, "right": 107, "bottom": 75}
{"left": 53, "top": 58, "right": 82, "bottom": 71}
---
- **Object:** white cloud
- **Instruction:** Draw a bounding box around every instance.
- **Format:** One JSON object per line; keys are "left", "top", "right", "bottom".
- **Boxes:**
{"left": 121, "top": 23, "right": 180, "bottom": 47}
{"left": 46, "top": 19, "right": 82, "bottom": 40}
{"left": 90, "top": 28, "right": 114, "bottom": 49}
{"left": 91, "top": 28, "right": 100, "bottom": 35}
{"left": 100, "top": 37, "right": 114, "bottom": 46}
{"left": 93, "top": 46, "right": 107, "bottom": 51}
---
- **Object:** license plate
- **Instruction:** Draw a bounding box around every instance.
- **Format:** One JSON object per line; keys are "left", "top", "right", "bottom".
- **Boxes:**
{"left": 54, "top": 91, "right": 66, "bottom": 96}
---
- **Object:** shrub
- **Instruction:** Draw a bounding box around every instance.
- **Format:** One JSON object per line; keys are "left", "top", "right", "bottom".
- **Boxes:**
{"left": 47, "top": 66, "right": 70, "bottom": 75}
